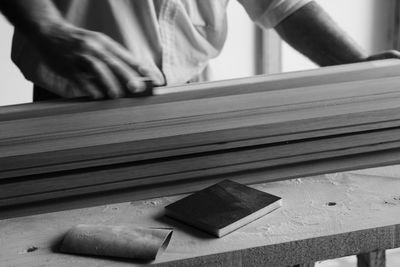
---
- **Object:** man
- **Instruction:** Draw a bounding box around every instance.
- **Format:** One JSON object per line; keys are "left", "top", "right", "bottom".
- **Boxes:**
{"left": 1, "top": 0, "right": 399, "bottom": 101}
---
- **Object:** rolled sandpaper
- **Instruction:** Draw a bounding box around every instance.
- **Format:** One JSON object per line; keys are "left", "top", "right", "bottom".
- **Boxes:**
{"left": 60, "top": 224, "right": 173, "bottom": 260}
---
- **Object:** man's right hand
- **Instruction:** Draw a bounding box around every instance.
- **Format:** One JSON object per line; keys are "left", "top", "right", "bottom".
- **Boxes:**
{"left": 33, "top": 22, "right": 165, "bottom": 99}
{"left": 1, "top": 0, "right": 164, "bottom": 99}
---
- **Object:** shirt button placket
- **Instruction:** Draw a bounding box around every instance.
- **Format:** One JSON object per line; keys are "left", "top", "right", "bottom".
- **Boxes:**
{"left": 159, "top": 0, "right": 178, "bottom": 85}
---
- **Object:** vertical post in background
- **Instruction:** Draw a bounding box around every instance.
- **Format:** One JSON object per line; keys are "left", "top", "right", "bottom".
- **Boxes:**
{"left": 254, "top": 26, "right": 282, "bottom": 75}
{"left": 387, "top": 0, "right": 400, "bottom": 49}
{"left": 357, "top": 250, "right": 386, "bottom": 267}
{"left": 0, "top": 15, "right": 33, "bottom": 106}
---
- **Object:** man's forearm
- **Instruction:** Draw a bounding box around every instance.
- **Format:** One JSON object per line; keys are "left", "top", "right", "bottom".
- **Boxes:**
{"left": 275, "top": 1, "right": 368, "bottom": 66}
{"left": 0, "top": 0, "right": 64, "bottom": 37}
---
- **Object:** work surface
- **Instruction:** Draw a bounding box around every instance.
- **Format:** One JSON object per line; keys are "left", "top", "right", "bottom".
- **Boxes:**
{"left": 1, "top": 166, "right": 400, "bottom": 267}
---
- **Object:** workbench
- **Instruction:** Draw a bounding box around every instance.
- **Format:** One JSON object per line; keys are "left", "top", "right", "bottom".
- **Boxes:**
{"left": 2, "top": 60, "right": 400, "bottom": 266}
{"left": 1, "top": 165, "right": 400, "bottom": 267}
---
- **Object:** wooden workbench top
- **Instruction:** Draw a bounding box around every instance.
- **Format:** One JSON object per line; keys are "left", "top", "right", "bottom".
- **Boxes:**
{"left": 1, "top": 166, "right": 400, "bottom": 266}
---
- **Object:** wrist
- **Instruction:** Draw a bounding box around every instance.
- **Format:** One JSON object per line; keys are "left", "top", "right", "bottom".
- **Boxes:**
{"left": 26, "top": 14, "right": 68, "bottom": 40}
{"left": 3, "top": 0, "right": 68, "bottom": 40}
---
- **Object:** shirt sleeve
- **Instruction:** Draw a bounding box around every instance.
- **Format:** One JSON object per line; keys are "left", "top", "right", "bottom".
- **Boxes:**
{"left": 238, "top": 0, "right": 313, "bottom": 29}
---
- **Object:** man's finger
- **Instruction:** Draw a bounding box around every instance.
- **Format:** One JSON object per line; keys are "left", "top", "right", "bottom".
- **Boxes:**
{"left": 97, "top": 51, "right": 149, "bottom": 95}
{"left": 73, "top": 75, "right": 105, "bottom": 99}
{"left": 98, "top": 35, "right": 165, "bottom": 85}
{"left": 78, "top": 54, "right": 124, "bottom": 99}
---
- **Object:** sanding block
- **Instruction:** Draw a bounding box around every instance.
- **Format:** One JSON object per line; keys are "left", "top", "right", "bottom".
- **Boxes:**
{"left": 60, "top": 224, "right": 173, "bottom": 260}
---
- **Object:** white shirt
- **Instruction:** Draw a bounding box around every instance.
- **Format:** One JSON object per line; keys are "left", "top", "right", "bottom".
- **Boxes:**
{"left": 12, "top": 0, "right": 312, "bottom": 97}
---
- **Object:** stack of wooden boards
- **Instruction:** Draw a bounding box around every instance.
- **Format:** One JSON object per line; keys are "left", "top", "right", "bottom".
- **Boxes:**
{"left": 2, "top": 59, "right": 400, "bottom": 208}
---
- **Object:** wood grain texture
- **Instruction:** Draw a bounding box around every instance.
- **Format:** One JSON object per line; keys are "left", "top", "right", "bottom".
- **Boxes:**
{"left": 1, "top": 59, "right": 399, "bottom": 121}
{"left": 3, "top": 60, "right": 400, "bottom": 207}
{"left": 1, "top": 170, "right": 400, "bottom": 266}
{"left": 3, "top": 129, "right": 400, "bottom": 204}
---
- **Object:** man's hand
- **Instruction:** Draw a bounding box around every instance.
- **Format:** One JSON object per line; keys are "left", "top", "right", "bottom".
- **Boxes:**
{"left": 34, "top": 22, "right": 164, "bottom": 99}
{"left": 0, "top": 0, "right": 164, "bottom": 99}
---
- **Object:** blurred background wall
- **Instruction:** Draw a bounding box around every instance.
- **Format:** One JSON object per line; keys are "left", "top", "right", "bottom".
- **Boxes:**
{"left": 0, "top": 15, "right": 32, "bottom": 106}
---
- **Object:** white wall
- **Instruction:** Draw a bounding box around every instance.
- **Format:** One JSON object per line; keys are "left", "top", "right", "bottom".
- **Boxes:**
{"left": 282, "top": 0, "right": 393, "bottom": 72}
{"left": 0, "top": 15, "right": 32, "bottom": 106}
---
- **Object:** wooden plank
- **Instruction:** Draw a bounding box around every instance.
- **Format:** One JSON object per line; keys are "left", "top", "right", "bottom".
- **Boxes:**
{"left": 3, "top": 135, "right": 400, "bottom": 208}
{"left": 4, "top": 75, "right": 400, "bottom": 140}
{"left": 3, "top": 76, "right": 400, "bottom": 177}
{"left": 1, "top": 59, "right": 400, "bottom": 122}
{"left": 1, "top": 171, "right": 399, "bottom": 266}
{"left": 2, "top": 150, "right": 400, "bottom": 219}
{"left": 3, "top": 104, "right": 400, "bottom": 179}
{"left": 3, "top": 60, "right": 400, "bottom": 207}
{"left": 3, "top": 110, "right": 400, "bottom": 203}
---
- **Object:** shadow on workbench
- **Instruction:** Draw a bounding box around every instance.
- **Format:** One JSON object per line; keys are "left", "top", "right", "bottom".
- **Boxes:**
{"left": 317, "top": 248, "right": 400, "bottom": 267}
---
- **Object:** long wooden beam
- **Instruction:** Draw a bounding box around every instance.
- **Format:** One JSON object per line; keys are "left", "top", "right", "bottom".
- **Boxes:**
{"left": 3, "top": 75, "right": 400, "bottom": 176}
{"left": 2, "top": 60, "right": 400, "bottom": 208}
{"left": 1, "top": 59, "right": 400, "bottom": 121}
